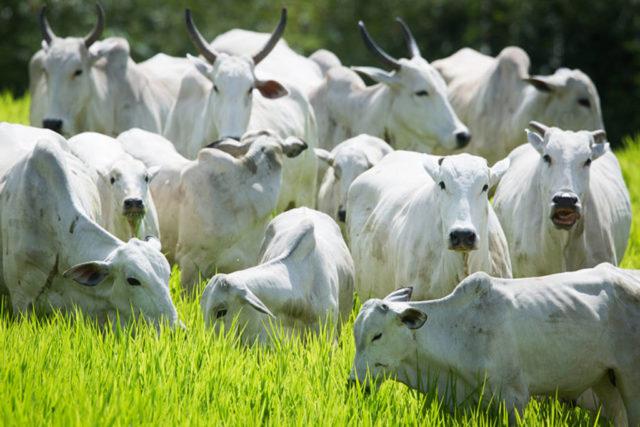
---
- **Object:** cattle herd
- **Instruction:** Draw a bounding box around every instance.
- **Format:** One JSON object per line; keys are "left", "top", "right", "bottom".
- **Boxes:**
{"left": 1, "top": 3, "right": 638, "bottom": 425}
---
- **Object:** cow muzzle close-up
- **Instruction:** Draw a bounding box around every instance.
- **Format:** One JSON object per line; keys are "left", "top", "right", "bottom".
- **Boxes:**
{"left": 448, "top": 228, "right": 478, "bottom": 251}
{"left": 550, "top": 192, "right": 582, "bottom": 229}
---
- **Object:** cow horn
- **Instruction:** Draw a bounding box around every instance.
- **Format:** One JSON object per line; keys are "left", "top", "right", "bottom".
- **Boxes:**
{"left": 83, "top": 3, "right": 105, "bottom": 48}
{"left": 185, "top": 9, "right": 218, "bottom": 64}
{"left": 528, "top": 121, "right": 549, "bottom": 135}
{"left": 395, "top": 18, "right": 421, "bottom": 58}
{"left": 39, "top": 6, "right": 56, "bottom": 45}
{"left": 358, "top": 21, "right": 401, "bottom": 70}
{"left": 591, "top": 129, "right": 607, "bottom": 145}
{"left": 252, "top": 8, "right": 287, "bottom": 65}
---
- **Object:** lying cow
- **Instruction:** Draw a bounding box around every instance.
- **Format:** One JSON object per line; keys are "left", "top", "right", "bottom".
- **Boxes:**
{"left": 349, "top": 263, "right": 640, "bottom": 426}
{"left": 315, "top": 134, "right": 392, "bottom": 228}
{"left": 68, "top": 132, "right": 160, "bottom": 240}
{"left": 432, "top": 47, "right": 604, "bottom": 162}
{"left": 0, "top": 136, "right": 179, "bottom": 329}
{"left": 348, "top": 151, "right": 512, "bottom": 300}
{"left": 201, "top": 208, "right": 354, "bottom": 345}
{"left": 493, "top": 122, "right": 631, "bottom": 277}
{"left": 118, "top": 128, "right": 307, "bottom": 291}
{"left": 310, "top": 18, "right": 470, "bottom": 152}
{"left": 30, "top": 4, "right": 189, "bottom": 136}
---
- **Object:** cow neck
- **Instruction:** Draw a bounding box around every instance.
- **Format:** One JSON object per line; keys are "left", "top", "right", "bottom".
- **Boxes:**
{"left": 85, "top": 66, "right": 119, "bottom": 135}
{"left": 344, "top": 83, "right": 392, "bottom": 141}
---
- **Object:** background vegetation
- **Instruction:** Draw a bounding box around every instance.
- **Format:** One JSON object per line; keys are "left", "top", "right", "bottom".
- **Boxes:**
{"left": 1, "top": 0, "right": 639, "bottom": 145}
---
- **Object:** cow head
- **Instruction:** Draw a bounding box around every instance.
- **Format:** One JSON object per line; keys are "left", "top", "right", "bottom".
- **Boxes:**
{"left": 35, "top": 4, "right": 110, "bottom": 136}
{"left": 423, "top": 154, "right": 509, "bottom": 252}
{"left": 184, "top": 9, "right": 288, "bottom": 141}
{"left": 525, "top": 68, "right": 604, "bottom": 133}
{"left": 526, "top": 122, "right": 608, "bottom": 231}
{"left": 63, "top": 237, "right": 180, "bottom": 330}
{"left": 201, "top": 273, "right": 275, "bottom": 345}
{"left": 349, "top": 288, "right": 426, "bottom": 389}
{"left": 352, "top": 19, "right": 470, "bottom": 151}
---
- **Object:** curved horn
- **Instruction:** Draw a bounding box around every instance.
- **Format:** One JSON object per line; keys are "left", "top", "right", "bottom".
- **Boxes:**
{"left": 528, "top": 121, "right": 549, "bottom": 135}
{"left": 39, "top": 6, "right": 56, "bottom": 45}
{"left": 358, "top": 21, "right": 401, "bottom": 70}
{"left": 252, "top": 8, "right": 287, "bottom": 65}
{"left": 83, "top": 3, "right": 105, "bottom": 48}
{"left": 395, "top": 18, "right": 421, "bottom": 58}
{"left": 185, "top": 9, "right": 218, "bottom": 64}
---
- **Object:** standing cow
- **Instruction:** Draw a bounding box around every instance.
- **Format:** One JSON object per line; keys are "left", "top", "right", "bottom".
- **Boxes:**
{"left": 119, "top": 128, "right": 307, "bottom": 291}
{"left": 349, "top": 264, "right": 640, "bottom": 426}
{"left": 201, "top": 208, "right": 354, "bottom": 345}
{"left": 347, "top": 151, "right": 512, "bottom": 300}
{"left": 29, "top": 4, "right": 189, "bottom": 136}
{"left": 432, "top": 47, "right": 604, "bottom": 162}
{"left": 310, "top": 18, "right": 470, "bottom": 152}
{"left": 493, "top": 122, "right": 631, "bottom": 277}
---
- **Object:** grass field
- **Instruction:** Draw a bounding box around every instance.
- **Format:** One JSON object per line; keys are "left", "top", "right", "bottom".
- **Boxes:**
{"left": 1, "top": 93, "right": 637, "bottom": 426}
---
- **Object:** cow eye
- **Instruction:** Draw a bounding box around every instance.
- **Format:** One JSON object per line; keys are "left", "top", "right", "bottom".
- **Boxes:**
{"left": 371, "top": 333, "right": 382, "bottom": 342}
{"left": 482, "top": 184, "right": 489, "bottom": 192}
{"left": 213, "top": 85, "right": 219, "bottom": 93}
{"left": 144, "top": 174, "right": 150, "bottom": 183}
{"left": 110, "top": 176, "right": 116, "bottom": 184}
{"left": 73, "top": 69, "right": 83, "bottom": 77}
{"left": 578, "top": 98, "right": 591, "bottom": 108}
{"left": 415, "top": 90, "right": 429, "bottom": 97}
{"left": 216, "top": 309, "right": 227, "bottom": 319}
{"left": 584, "top": 158, "right": 592, "bottom": 167}
{"left": 438, "top": 181, "right": 446, "bottom": 190}
{"left": 127, "top": 277, "right": 141, "bottom": 286}
{"left": 248, "top": 87, "right": 253, "bottom": 95}
{"left": 543, "top": 154, "right": 552, "bottom": 165}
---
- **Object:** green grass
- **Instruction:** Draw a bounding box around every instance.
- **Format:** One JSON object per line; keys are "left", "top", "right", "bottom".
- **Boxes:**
{"left": 2, "top": 95, "right": 638, "bottom": 426}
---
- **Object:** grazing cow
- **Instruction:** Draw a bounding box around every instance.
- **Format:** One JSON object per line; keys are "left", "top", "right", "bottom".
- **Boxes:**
{"left": 29, "top": 4, "right": 189, "bottom": 136}
{"left": 310, "top": 18, "right": 470, "bottom": 152}
{"left": 493, "top": 122, "right": 631, "bottom": 277}
{"left": 432, "top": 47, "right": 604, "bottom": 162}
{"left": 349, "top": 264, "right": 640, "bottom": 426}
{"left": 118, "top": 128, "right": 307, "bottom": 291}
{"left": 315, "top": 134, "right": 392, "bottom": 228}
{"left": 348, "top": 151, "right": 511, "bottom": 300}
{"left": 0, "top": 137, "right": 179, "bottom": 329}
{"left": 163, "top": 9, "right": 318, "bottom": 210}
{"left": 201, "top": 208, "right": 354, "bottom": 344}
{"left": 68, "top": 132, "right": 160, "bottom": 241}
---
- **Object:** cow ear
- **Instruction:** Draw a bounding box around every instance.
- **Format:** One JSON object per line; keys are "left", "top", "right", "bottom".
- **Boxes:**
{"left": 88, "top": 39, "right": 127, "bottom": 65}
{"left": 281, "top": 137, "right": 308, "bottom": 158}
{"left": 422, "top": 155, "right": 441, "bottom": 182}
{"left": 314, "top": 148, "right": 334, "bottom": 168}
{"left": 187, "top": 53, "right": 214, "bottom": 79}
{"left": 526, "top": 129, "right": 546, "bottom": 155}
{"left": 144, "top": 235, "right": 162, "bottom": 252}
{"left": 591, "top": 142, "right": 609, "bottom": 160}
{"left": 256, "top": 80, "right": 288, "bottom": 99}
{"left": 490, "top": 157, "right": 510, "bottom": 189}
{"left": 524, "top": 75, "right": 557, "bottom": 93}
{"left": 384, "top": 287, "right": 413, "bottom": 302}
{"left": 351, "top": 66, "right": 400, "bottom": 87}
{"left": 147, "top": 166, "right": 161, "bottom": 182}
{"left": 398, "top": 307, "right": 427, "bottom": 329}
{"left": 240, "top": 288, "right": 275, "bottom": 318}
{"left": 63, "top": 261, "right": 111, "bottom": 286}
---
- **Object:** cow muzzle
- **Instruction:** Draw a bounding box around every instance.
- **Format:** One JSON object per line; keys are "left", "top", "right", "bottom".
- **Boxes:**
{"left": 550, "top": 192, "right": 581, "bottom": 229}
{"left": 42, "top": 118, "right": 63, "bottom": 134}
{"left": 448, "top": 228, "right": 478, "bottom": 251}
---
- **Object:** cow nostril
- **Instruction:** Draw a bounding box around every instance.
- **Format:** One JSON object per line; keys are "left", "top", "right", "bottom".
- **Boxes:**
{"left": 552, "top": 194, "right": 579, "bottom": 207}
{"left": 455, "top": 131, "right": 471, "bottom": 148}
{"left": 338, "top": 209, "right": 346, "bottom": 222}
{"left": 42, "top": 119, "right": 63, "bottom": 134}
{"left": 450, "top": 229, "right": 477, "bottom": 249}
{"left": 124, "top": 198, "right": 144, "bottom": 210}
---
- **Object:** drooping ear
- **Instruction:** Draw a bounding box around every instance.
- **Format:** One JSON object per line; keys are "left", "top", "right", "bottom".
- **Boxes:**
{"left": 489, "top": 157, "right": 510, "bottom": 189}
{"left": 351, "top": 66, "right": 401, "bottom": 87}
{"left": 398, "top": 307, "right": 427, "bottom": 329}
{"left": 209, "top": 138, "right": 252, "bottom": 157}
{"left": 314, "top": 148, "right": 334, "bottom": 168}
{"left": 256, "top": 79, "right": 288, "bottom": 99}
{"left": 422, "top": 155, "right": 441, "bottom": 182}
{"left": 281, "top": 137, "right": 308, "bottom": 158}
{"left": 187, "top": 53, "right": 214, "bottom": 79}
{"left": 524, "top": 75, "right": 558, "bottom": 93}
{"left": 63, "top": 261, "right": 111, "bottom": 286}
{"left": 241, "top": 288, "right": 275, "bottom": 318}
{"left": 144, "top": 235, "right": 162, "bottom": 252}
{"left": 384, "top": 287, "right": 413, "bottom": 302}
{"left": 525, "top": 129, "right": 546, "bottom": 155}
{"left": 287, "top": 220, "right": 316, "bottom": 261}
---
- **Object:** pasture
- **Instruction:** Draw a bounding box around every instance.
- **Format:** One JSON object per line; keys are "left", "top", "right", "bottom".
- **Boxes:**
{"left": 1, "top": 94, "right": 638, "bottom": 426}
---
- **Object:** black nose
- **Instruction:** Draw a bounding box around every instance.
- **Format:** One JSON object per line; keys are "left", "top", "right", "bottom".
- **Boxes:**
{"left": 449, "top": 229, "right": 477, "bottom": 249}
{"left": 338, "top": 208, "right": 346, "bottom": 222}
{"left": 123, "top": 198, "right": 144, "bottom": 210}
{"left": 455, "top": 131, "right": 471, "bottom": 148}
{"left": 42, "top": 119, "right": 63, "bottom": 134}
{"left": 552, "top": 193, "right": 578, "bottom": 207}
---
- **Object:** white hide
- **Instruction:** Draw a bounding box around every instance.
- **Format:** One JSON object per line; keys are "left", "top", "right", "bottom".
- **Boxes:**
{"left": 347, "top": 151, "right": 512, "bottom": 300}
{"left": 201, "top": 207, "right": 355, "bottom": 345}
{"left": 308, "top": 49, "right": 342, "bottom": 76}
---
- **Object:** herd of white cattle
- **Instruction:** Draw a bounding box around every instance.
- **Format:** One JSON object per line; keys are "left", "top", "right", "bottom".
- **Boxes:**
{"left": 0, "top": 4, "right": 638, "bottom": 425}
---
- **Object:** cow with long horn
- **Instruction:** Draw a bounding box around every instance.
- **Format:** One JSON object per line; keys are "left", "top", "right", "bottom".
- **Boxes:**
{"left": 29, "top": 3, "right": 190, "bottom": 136}
{"left": 164, "top": 8, "right": 319, "bottom": 212}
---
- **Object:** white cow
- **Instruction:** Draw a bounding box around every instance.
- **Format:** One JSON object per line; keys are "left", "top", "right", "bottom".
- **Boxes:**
{"left": 163, "top": 9, "right": 318, "bottom": 210}
{"left": 29, "top": 4, "right": 189, "bottom": 136}
{"left": 0, "top": 136, "right": 179, "bottom": 329}
{"left": 493, "top": 123, "right": 631, "bottom": 277}
{"left": 315, "top": 134, "right": 392, "bottom": 227}
{"left": 348, "top": 151, "right": 512, "bottom": 300}
{"left": 68, "top": 132, "right": 160, "bottom": 241}
{"left": 310, "top": 18, "right": 470, "bottom": 152}
{"left": 201, "top": 208, "right": 354, "bottom": 345}
{"left": 432, "top": 47, "right": 604, "bottom": 162}
{"left": 349, "top": 264, "right": 640, "bottom": 426}
{"left": 118, "top": 128, "right": 308, "bottom": 291}
{"left": 308, "top": 49, "right": 342, "bottom": 76}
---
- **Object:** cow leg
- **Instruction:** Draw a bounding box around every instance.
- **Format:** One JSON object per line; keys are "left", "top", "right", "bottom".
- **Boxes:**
{"left": 588, "top": 374, "right": 628, "bottom": 427}
{"left": 615, "top": 370, "right": 640, "bottom": 427}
